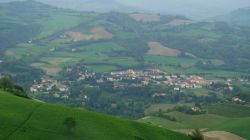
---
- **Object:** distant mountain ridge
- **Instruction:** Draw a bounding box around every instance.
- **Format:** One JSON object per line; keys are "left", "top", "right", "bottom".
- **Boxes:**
{"left": 0, "top": 0, "right": 144, "bottom": 13}
{"left": 211, "top": 7, "right": 250, "bottom": 27}
{"left": 2, "top": 0, "right": 250, "bottom": 20}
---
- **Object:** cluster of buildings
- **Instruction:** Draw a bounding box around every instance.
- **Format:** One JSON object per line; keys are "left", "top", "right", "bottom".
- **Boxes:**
{"left": 232, "top": 97, "right": 246, "bottom": 104}
{"left": 30, "top": 78, "right": 69, "bottom": 93}
{"left": 99, "top": 69, "right": 207, "bottom": 90}
{"left": 30, "top": 69, "right": 208, "bottom": 98}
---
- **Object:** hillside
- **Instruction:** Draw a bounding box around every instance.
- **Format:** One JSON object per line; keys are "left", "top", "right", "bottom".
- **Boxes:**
{"left": 211, "top": 117, "right": 250, "bottom": 139}
{"left": 0, "top": 90, "right": 191, "bottom": 140}
{"left": 139, "top": 103, "right": 250, "bottom": 139}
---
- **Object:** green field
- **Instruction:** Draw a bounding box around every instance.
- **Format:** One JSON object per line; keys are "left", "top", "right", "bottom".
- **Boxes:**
{"left": 87, "top": 65, "right": 118, "bottom": 73}
{"left": 0, "top": 90, "right": 191, "bottom": 140}
{"left": 144, "top": 103, "right": 194, "bottom": 116}
{"left": 140, "top": 112, "right": 228, "bottom": 129}
{"left": 144, "top": 55, "right": 198, "bottom": 67}
{"left": 140, "top": 103, "right": 250, "bottom": 139}
{"left": 188, "top": 88, "right": 213, "bottom": 96}
{"left": 205, "top": 103, "right": 250, "bottom": 118}
{"left": 8, "top": 40, "right": 139, "bottom": 75}
{"left": 211, "top": 117, "right": 250, "bottom": 139}
{"left": 144, "top": 55, "right": 249, "bottom": 77}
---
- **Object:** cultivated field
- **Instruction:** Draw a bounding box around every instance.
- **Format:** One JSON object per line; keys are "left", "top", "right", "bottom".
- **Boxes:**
{"left": 91, "top": 27, "right": 113, "bottom": 40}
{"left": 130, "top": 13, "right": 160, "bottom": 22}
{"left": 64, "top": 31, "right": 92, "bottom": 42}
{"left": 204, "top": 131, "right": 246, "bottom": 140}
{"left": 147, "top": 42, "right": 181, "bottom": 57}
{"left": 166, "top": 19, "right": 193, "bottom": 27}
{"left": 65, "top": 27, "right": 113, "bottom": 42}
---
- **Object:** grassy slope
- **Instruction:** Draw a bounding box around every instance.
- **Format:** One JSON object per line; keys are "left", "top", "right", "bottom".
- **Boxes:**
{"left": 0, "top": 90, "right": 191, "bottom": 140}
{"left": 211, "top": 117, "right": 250, "bottom": 139}
{"left": 140, "top": 103, "right": 250, "bottom": 139}
{"left": 205, "top": 103, "right": 250, "bottom": 118}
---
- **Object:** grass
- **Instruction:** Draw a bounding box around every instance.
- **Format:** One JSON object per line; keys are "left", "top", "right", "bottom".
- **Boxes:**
{"left": 115, "top": 31, "right": 139, "bottom": 39}
{"left": 160, "top": 29, "right": 221, "bottom": 39}
{"left": 138, "top": 116, "right": 187, "bottom": 129}
{"left": 9, "top": 41, "right": 137, "bottom": 75}
{"left": 188, "top": 88, "right": 213, "bottom": 96}
{"left": 140, "top": 103, "right": 250, "bottom": 139}
{"left": 0, "top": 90, "right": 191, "bottom": 140}
{"left": 144, "top": 103, "right": 194, "bottom": 115}
{"left": 79, "top": 42, "right": 125, "bottom": 52}
{"left": 144, "top": 55, "right": 198, "bottom": 68}
{"left": 175, "top": 113, "right": 228, "bottom": 128}
{"left": 87, "top": 65, "right": 118, "bottom": 73}
{"left": 205, "top": 103, "right": 250, "bottom": 118}
{"left": 159, "top": 65, "right": 249, "bottom": 77}
{"left": 140, "top": 111, "right": 228, "bottom": 129}
{"left": 144, "top": 55, "right": 249, "bottom": 77}
{"left": 36, "top": 11, "right": 91, "bottom": 39}
{"left": 211, "top": 117, "right": 250, "bottom": 139}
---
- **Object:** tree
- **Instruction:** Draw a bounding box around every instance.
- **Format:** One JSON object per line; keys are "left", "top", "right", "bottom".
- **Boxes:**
{"left": 134, "top": 136, "right": 145, "bottom": 140}
{"left": 189, "top": 128, "right": 204, "bottom": 140}
{"left": 63, "top": 117, "right": 76, "bottom": 134}
{"left": 0, "top": 77, "right": 28, "bottom": 98}
{"left": 0, "top": 77, "right": 12, "bottom": 91}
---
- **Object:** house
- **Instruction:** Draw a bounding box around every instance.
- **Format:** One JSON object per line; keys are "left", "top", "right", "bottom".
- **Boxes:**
{"left": 49, "top": 48, "right": 56, "bottom": 52}
{"left": 71, "top": 48, "right": 77, "bottom": 52}
{"left": 232, "top": 97, "right": 246, "bottom": 104}
{"left": 30, "top": 87, "right": 38, "bottom": 92}
{"left": 174, "top": 87, "right": 180, "bottom": 91}
{"left": 152, "top": 93, "right": 168, "bottom": 98}
{"left": 191, "top": 107, "right": 203, "bottom": 113}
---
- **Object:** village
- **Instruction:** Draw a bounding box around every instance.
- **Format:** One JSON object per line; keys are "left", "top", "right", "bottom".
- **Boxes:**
{"left": 30, "top": 69, "right": 208, "bottom": 98}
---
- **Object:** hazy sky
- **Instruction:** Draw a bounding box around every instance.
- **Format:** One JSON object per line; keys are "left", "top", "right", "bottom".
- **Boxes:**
{"left": 118, "top": 0, "right": 250, "bottom": 19}
{"left": 1, "top": 0, "right": 250, "bottom": 19}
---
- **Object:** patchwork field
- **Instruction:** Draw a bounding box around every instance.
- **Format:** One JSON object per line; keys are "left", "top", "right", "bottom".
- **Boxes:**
{"left": 147, "top": 42, "right": 181, "bottom": 57}
{"left": 166, "top": 19, "right": 193, "bottom": 27}
{"left": 91, "top": 27, "right": 113, "bottom": 40}
{"left": 65, "top": 31, "right": 92, "bottom": 42}
{"left": 130, "top": 13, "right": 160, "bottom": 22}
{"left": 31, "top": 63, "right": 61, "bottom": 76}
{"left": 204, "top": 131, "right": 246, "bottom": 140}
{"left": 65, "top": 27, "right": 113, "bottom": 42}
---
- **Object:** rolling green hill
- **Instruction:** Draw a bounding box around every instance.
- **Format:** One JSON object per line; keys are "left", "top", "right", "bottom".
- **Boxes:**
{"left": 0, "top": 90, "right": 191, "bottom": 140}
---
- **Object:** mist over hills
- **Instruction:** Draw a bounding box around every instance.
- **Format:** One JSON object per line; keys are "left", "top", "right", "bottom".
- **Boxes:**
{"left": 212, "top": 7, "right": 250, "bottom": 27}
{"left": 0, "top": 0, "right": 143, "bottom": 13}
{"left": 119, "top": 0, "right": 250, "bottom": 19}
{"left": 1, "top": 0, "right": 250, "bottom": 19}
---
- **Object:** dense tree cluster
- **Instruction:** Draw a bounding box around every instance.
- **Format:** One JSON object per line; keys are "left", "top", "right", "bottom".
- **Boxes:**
{"left": 0, "top": 77, "right": 28, "bottom": 98}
